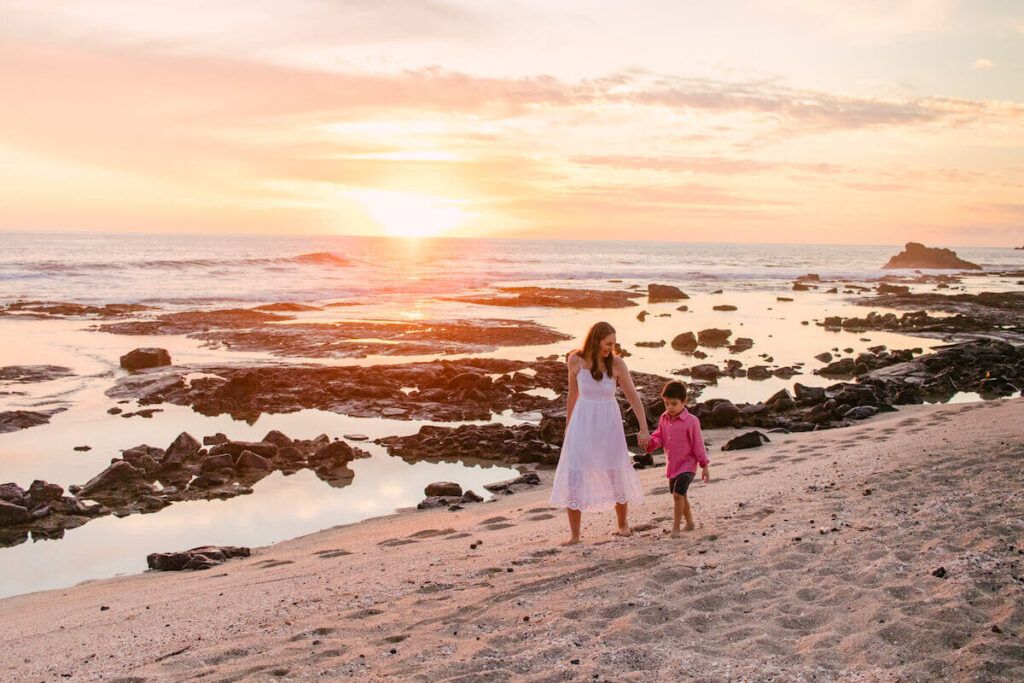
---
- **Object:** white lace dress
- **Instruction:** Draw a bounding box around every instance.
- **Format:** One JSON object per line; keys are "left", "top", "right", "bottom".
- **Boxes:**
{"left": 549, "top": 367, "right": 645, "bottom": 511}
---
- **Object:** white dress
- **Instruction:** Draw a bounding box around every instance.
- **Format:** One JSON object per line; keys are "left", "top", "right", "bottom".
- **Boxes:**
{"left": 549, "top": 367, "right": 645, "bottom": 511}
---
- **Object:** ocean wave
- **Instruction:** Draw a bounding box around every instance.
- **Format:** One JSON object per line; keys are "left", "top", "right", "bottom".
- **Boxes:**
{"left": 10, "top": 251, "right": 352, "bottom": 274}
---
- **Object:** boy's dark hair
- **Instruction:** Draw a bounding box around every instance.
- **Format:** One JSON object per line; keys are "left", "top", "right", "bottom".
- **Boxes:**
{"left": 661, "top": 380, "right": 687, "bottom": 401}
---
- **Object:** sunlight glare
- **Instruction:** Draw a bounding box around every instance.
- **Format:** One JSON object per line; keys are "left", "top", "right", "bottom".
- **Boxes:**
{"left": 352, "top": 189, "right": 467, "bottom": 237}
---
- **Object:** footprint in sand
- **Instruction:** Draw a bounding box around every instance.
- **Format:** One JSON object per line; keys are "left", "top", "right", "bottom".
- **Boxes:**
{"left": 526, "top": 513, "right": 555, "bottom": 521}
{"left": 315, "top": 549, "right": 352, "bottom": 559}
{"left": 484, "top": 523, "right": 516, "bottom": 531}
{"left": 407, "top": 528, "right": 457, "bottom": 539}
{"left": 526, "top": 507, "right": 558, "bottom": 513}
{"left": 378, "top": 538, "right": 418, "bottom": 547}
{"left": 382, "top": 634, "right": 409, "bottom": 644}
{"left": 480, "top": 516, "right": 510, "bottom": 524}
{"left": 255, "top": 559, "right": 295, "bottom": 569}
{"left": 347, "top": 607, "right": 384, "bottom": 619}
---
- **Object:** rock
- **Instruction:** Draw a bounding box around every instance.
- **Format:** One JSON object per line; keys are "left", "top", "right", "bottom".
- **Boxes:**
{"left": 235, "top": 450, "right": 271, "bottom": 470}
{"left": 932, "top": 566, "right": 947, "bottom": 579}
{"left": 27, "top": 480, "right": 64, "bottom": 506}
{"left": 382, "top": 407, "right": 407, "bottom": 417}
{"left": 794, "top": 383, "right": 826, "bottom": 404}
{"left": 79, "top": 461, "right": 147, "bottom": 498}
{"left": 0, "top": 483, "right": 25, "bottom": 504}
{"left": 728, "top": 337, "right": 753, "bottom": 353}
{"left": 793, "top": 282, "right": 812, "bottom": 291}
{"left": 425, "top": 481, "right": 463, "bottom": 497}
{"left": 164, "top": 432, "right": 202, "bottom": 464}
{"left": 483, "top": 472, "right": 541, "bottom": 493}
{"left": 884, "top": 243, "right": 981, "bottom": 270}
{"left": 747, "top": 366, "right": 771, "bottom": 381}
{"left": 713, "top": 305, "right": 738, "bottom": 311}
{"left": 697, "top": 328, "right": 731, "bottom": 346}
{"left": 636, "top": 310, "right": 648, "bottom": 322}
{"left": 671, "top": 332, "right": 698, "bottom": 353}
{"left": 311, "top": 441, "right": 355, "bottom": 465}
{"left": 200, "top": 453, "right": 235, "bottom": 472}
{"left": 877, "top": 283, "right": 910, "bottom": 296}
{"left": 203, "top": 433, "right": 229, "bottom": 446}
{"left": 766, "top": 389, "right": 795, "bottom": 412}
{"left": 460, "top": 490, "right": 484, "bottom": 503}
{"left": 635, "top": 340, "right": 666, "bottom": 348}
{"left": 261, "top": 430, "right": 293, "bottom": 447}
{"left": 0, "top": 500, "right": 30, "bottom": 526}
{"left": 146, "top": 551, "right": 191, "bottom": 571}
{"left": 344, "top": 433, "right": 369, "bottom": 441}
{"left": 777, "top": 297, "right": 793, "bottom": 302}
{"left": 209, "top": 441, "right": 278, "bottom": 459}
{"left": 843, "top": 406, "right": 879, "bottom": 420}
{"left": 689, "top": 364, "right": 720, "bottom": 382}
{"left": 0, "top": 410, "right": 59, "bottom": 434}
{"left": 648, "top": 284, "right": 689, "bottom": 302}
{"left": 150, "top": 545, "right": 250, "bottom": 571}
{"left": 119, "top": 348, "right": 171, "bottom": 371}
{"left": 417, "top": 496, "right": 456, "bottom": 509}
{"left": 722, "top": 431, "right": 770, "bottom": 451}
{"left": 815, "top": 352, "right": 833, "bottom": 363}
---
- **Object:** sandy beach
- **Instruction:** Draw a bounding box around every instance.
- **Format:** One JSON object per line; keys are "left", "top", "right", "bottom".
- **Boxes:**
{"left": 3, "top": 397, "right": 1021, "bottom": 682}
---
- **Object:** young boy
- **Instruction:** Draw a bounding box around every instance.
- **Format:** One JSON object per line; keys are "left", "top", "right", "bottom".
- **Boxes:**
{"left": 645, "top": 381, "right": 710, "bottom": 536}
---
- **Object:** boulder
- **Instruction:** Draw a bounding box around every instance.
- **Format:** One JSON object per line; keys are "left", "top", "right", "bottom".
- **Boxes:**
{"left": 79, "top": 461, "right": 147, "bottom": 498}
{"left": 713, "top": 305, "right": 738, "bottom": 311}
{"left": 843, "top": 406, "right": 879, "bottom": 420}
{"left": 648, "top": 284, "right": 689, "bottom": 302}
{"left": 417, "top": 496, "right": 457, "bottom": 509}
{"left": 690, "top": 364, "right": 720, "bottom": 382}
{"left": 27, "top": 480, "right": 63, "bottom": 507}
{"left": 883, "top": 242, "right": 981, "bottom": 270}
{"left": 0, "top": 483, "right": 25, "bottom": 504}
{"left": 877, "top": 283, "right": 910, "bottom": 295}
{"left": 722, "top": 431, "right": 771, "bottom": 451}
{"left": 209, "top": 441, "right": 277, "bottom": 459}
{"left": 0, "top": 500, "right": 30, "bottom": 526}
{"left": 235, "top": 450, "right": 271, "bottom": 470}
{"left": 164, "top": 432, "right": 201, "bottom": 464}
{"left": 794, "top": 383, "right": 826, "bottom": 404}
{"left": 311, "top": 440, "right": 355, "bottom": 465}
{"left": 119, "top": 348, "right": 171, "bottom": 371}
{"left": 460, "top": 490, "right": 484, "bottom": 503}
{"left": 747, "top": 366, "right": 771, "bottom": 381}
{"left": 425, "top": 481, "right": 463, "bottom": 497}
{"left": 671, "top": 332, "right": 698, "bottom": 353}
{"left": 815, "top": 352, "right": 833, "bottom": 363}
{"left": 697, "top": 328, "right": 731, "bottom": 346}
{"left": 200, "top": 453, "right": 235, "bottom": 472}
{"left": 261, "top": 430, "right": 293, "bottom": 447}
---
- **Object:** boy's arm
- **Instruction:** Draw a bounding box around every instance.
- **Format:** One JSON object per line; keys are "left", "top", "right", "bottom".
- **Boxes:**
{"left": 691, "top": 421, "right": 709, "bottom": 467}
{"left": 645, "top": 419, "right": 664, "bottom": 452}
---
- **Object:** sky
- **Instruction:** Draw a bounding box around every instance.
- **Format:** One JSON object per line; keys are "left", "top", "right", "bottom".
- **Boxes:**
{"left": 1, "top": 0, "right": 1022, "bottom": 245}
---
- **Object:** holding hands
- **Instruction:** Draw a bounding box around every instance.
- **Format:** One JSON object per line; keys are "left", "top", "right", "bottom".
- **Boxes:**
{"left": 638, "top": 432, "right": 651, "bottom": 451}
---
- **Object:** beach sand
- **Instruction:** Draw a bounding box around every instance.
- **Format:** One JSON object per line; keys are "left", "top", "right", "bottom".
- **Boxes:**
{"left": 2, "top": 398, "right": 1022, "bottom": 682}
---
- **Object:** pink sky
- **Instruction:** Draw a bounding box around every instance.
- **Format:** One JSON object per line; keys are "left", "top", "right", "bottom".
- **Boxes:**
{"left": 1, "top": 1, "right": 1022, "bottom": 245}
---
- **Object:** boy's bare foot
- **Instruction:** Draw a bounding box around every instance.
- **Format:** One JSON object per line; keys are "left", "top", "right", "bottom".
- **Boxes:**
{"left": 560, "top": 536, "right": 581, "bottom": 546}
{"left": 612, "top": 527, "right": 633, "bottom": 537}
{"left": 685, "top": 523, "right": 696, "bottom": 531}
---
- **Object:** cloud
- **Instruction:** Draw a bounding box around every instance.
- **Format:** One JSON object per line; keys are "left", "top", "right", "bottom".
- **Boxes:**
{"left": 973, "top": 58, "right": 995, "bottom": 69}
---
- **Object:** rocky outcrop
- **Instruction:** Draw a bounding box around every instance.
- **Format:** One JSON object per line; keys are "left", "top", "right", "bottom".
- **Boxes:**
{"left": 147, "top": 545, "right": 251, "bottom": 571}
{"left": 120, "top": 348, "right": 171, "bottom": 371}
{"left": 883, "top": 242, "right": 981, "bottom": 270}
{"left": 648, "top": 284, "right": 688, "bottom": 302}
{"left": 445, "top": 287, "right": 641, "bottom": 309}
{"left": 0, "top": 365, "right": 74, "bottom": 383}
{"left": 722, "top": 431, "right": 770, "bottom": 451}
{"left": 0, "top": 409, "right": 64, "bottom": 434}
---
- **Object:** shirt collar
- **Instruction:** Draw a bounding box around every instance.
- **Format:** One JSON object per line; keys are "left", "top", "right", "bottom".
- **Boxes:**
{"left": 665, "top": 408, "right": 690, "bottom": 422}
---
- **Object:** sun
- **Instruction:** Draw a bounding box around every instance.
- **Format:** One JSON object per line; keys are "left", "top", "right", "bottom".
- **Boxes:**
{"left": 353, "top": 189, "right": 467, "bottom": 237}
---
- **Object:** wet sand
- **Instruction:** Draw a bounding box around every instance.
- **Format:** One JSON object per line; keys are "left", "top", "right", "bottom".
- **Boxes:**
{"left": 3, "top": 398, "right": 1022, "bottom": 682}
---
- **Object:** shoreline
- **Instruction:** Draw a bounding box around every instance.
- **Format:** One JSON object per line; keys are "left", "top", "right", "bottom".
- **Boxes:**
{"left": 2, "top": 397, "right": 1022, "bottom": 681}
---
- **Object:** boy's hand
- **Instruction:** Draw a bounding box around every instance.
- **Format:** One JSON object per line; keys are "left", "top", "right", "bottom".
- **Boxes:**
{"left": 638, "top": 434, "right": 650, "bottom": 450}
{"left": 701, "top": 466, "right": 711, "bottom": 483}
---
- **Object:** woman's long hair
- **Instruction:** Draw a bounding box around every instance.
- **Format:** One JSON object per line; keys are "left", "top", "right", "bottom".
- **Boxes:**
{"left": 578, "top": 321, "right": 617, "bottom": 381}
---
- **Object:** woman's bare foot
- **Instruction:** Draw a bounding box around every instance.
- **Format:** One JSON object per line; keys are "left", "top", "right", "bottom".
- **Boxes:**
{"left": 685, "top": 522, "right": 696, "bottom": 531}
{"left": 670, "top": 529, "right": 682, "bottom": 538}
{"left": 612, "top": 527, "right": 633, "bottom": 537}
{"left": 560, "top": 536, "right": 581, "bottom": 546}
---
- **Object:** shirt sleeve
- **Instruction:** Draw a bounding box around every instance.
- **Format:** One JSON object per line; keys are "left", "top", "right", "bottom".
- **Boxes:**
{"left": 646, "top": 418, "right": 664, "bottom": 452}
{"left": 691, "top": 420, "right": 709, "bottom": 467}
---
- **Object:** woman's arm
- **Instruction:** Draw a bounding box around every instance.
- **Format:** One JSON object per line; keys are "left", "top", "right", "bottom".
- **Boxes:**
{"left": 614, "top": 356, "right": 650, "bottom": 445}
{"left": 565, "top": 352, "right": 581, "bottom": 427}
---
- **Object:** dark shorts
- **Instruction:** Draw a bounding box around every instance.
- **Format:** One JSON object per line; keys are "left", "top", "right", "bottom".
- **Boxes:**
{"left": 668, "top": 472, "right": 695, "bottom": 497}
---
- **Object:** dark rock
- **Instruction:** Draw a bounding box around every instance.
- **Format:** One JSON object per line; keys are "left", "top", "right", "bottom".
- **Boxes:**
{"left": 931, "top": 566, "right": 947, "bottom": 578}
{"left": 119, "top": 348, "right": 171, "bottom": 371}
{"left": 883, "top": 243, "right": 981, "bottom": 270}
{"left": 690, "top": 364, "right": 720, "bottom": 382}
{"left": 0, "top": 500, "right": 30, "bottom": 526}
{"left": 425, "top": 482, "right": 463, "bottom": 497}
{"left": 235, "top": 450, "right": 271, "bottom": 470}
{"left": 648, "top": 284, "right": 689, "bottom": 302}
{"left": 713, "top": 305, "right": 738, "bottom": 311}
{"left": 417, "top": 496, "right": 457, "bottom": 509}
{"left": 843, "top": 406, "right": 879, "bottom": 420}
{"left": 747, "top": 366, "right": 771, "bottom": 381}
{"left": 311, "top": 440, "right": 355, "bottom": 465}
{"left": 0, "top": 410, "right": 60, "bottom": 434}
{"left": 671, "top": 332, "right": 698, "bottom": 353}
{"left": 722, "top": 431, "right": 770, "bottom": 451}
{"left": 203, "top": 433, "right": 229, "bottom": 445}
{"left": 815, "top": 352, "right": 833, "bottom": 363}
{"left": 877, "top": 283, "right": 910, "bottom": 296}
{"left": 635, "top": 340, "right": 666, "bottom": 348}
{"left": 261, "top": 430, "right": 293, "bottom": 447}
{"left": 27, "top": 480, "right": 63, "bottom": 506}
{"left": 73, "top": 445, "right": 91, "bottom": 452}
{"left": 79, "top": 461, "right": 148, "bottom": 498}
{"left": 164, "top": 432, "right": 201, "bottom": 464}
{"left": 698, "top": 328, "right": 731, "bottom": 346}
{"left": 728, "top": 337, "right": 753, "bottom": 353}
{"left": 209, "top": 441, "right": 278, "bottom": 459}
{"left": 794, "top": 383, "right": 826, "bottom": 404}
{"left": 460, "top": 490, "right": 484, "bottom": 503}
{"left": 200, "top": 453, "right": 235, "bottom": 472}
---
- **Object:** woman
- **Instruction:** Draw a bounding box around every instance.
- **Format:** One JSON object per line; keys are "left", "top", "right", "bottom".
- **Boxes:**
{"left": 550, "top": 321, "right": 649, "bottom": 545}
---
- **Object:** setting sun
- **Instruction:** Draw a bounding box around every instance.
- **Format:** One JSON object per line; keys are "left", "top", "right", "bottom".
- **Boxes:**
{"left": 352, "top": 189, "right": 468, "bottom": 238}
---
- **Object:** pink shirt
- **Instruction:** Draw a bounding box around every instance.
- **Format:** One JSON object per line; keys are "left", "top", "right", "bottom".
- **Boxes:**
{"left": 646, "top": 409, "right": 709, "bottom": 478}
